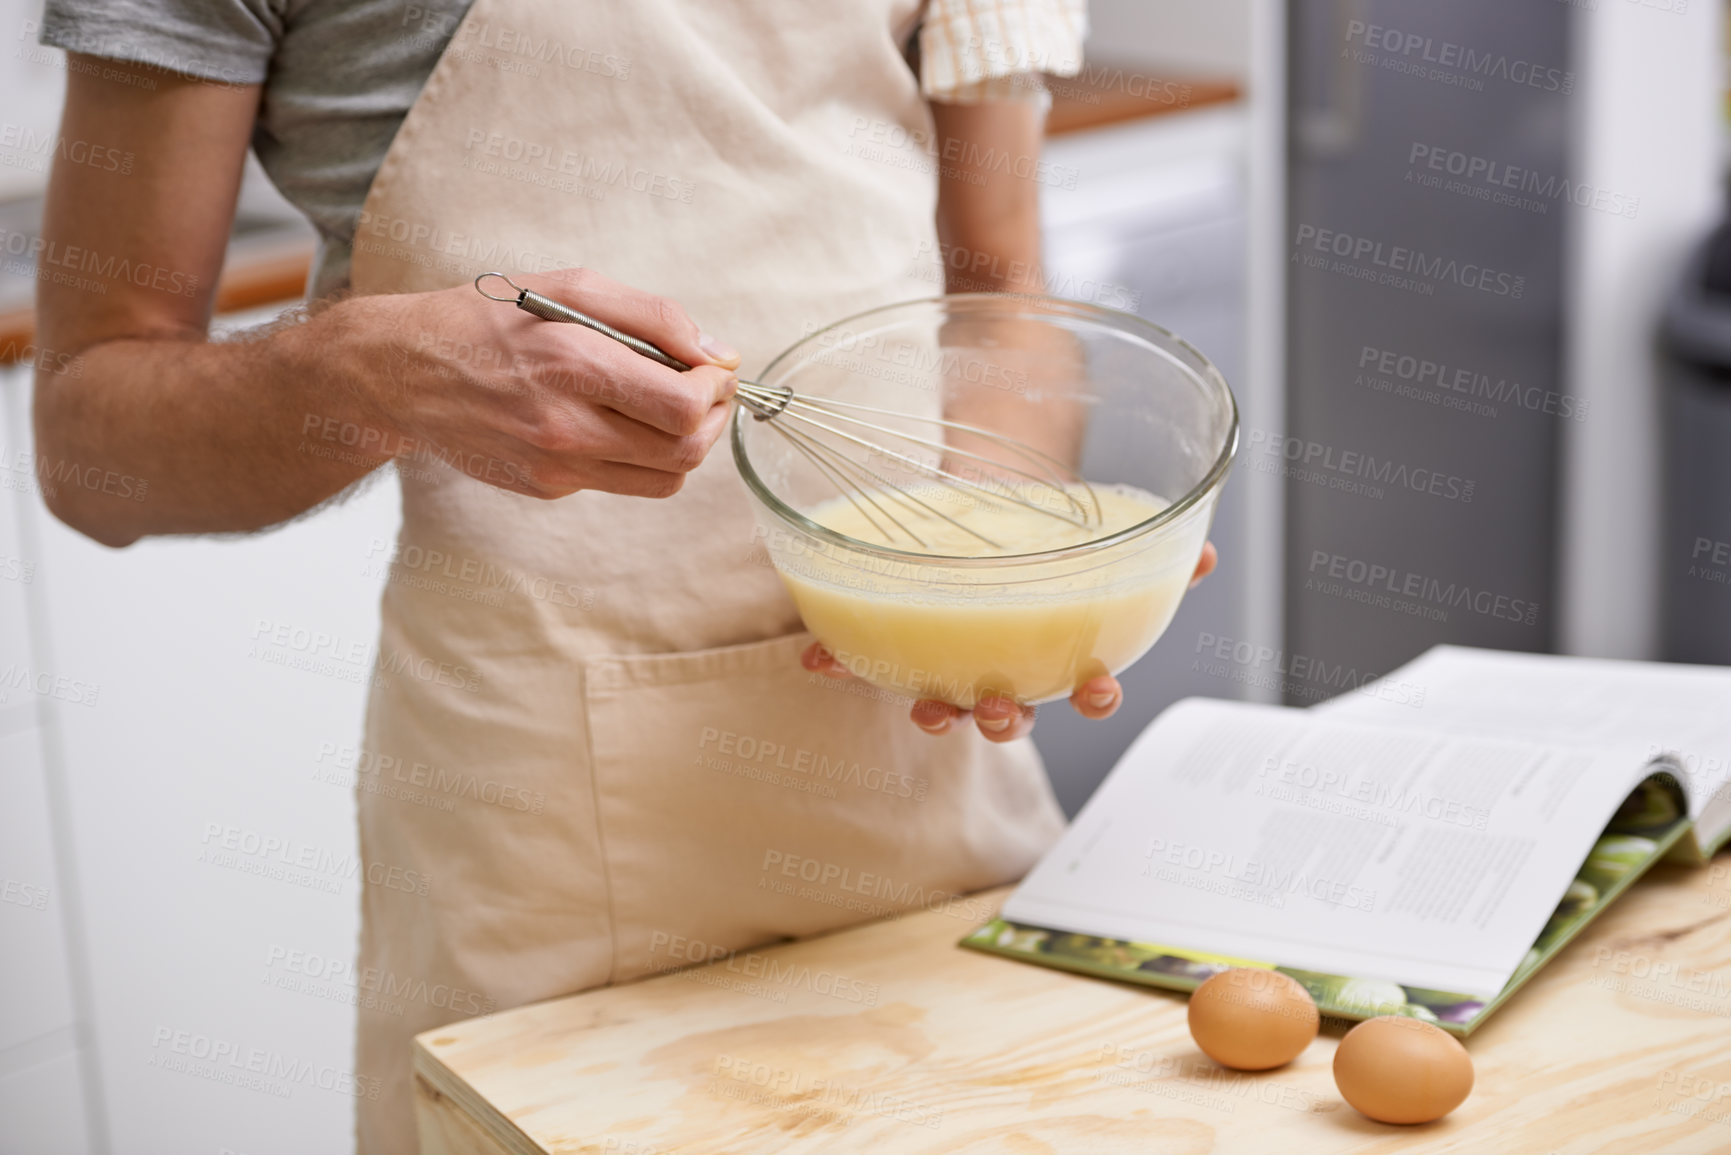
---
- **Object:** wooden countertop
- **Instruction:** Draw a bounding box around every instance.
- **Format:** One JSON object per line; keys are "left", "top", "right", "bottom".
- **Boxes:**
{"left": 1046, "top": 65, "right": 1239, "bottom": 137}
{"left": 0, "top": 234, "right": 313, "bottom": 364}
{"left": 414, "top": 862, "right": 1731, "bottom": 1154}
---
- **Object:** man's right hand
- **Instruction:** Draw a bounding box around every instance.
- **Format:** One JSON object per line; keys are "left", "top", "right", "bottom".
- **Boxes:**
{"left": 335, "top": 268, "right": 739, "bottom": 501}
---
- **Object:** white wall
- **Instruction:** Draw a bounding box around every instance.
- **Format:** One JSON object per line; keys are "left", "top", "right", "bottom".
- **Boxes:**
{"left": 1559, "top": 0, "right": 1725, "bottom": 658}
{"left": 1084, "top": 0, "right": 1250, "bottom": 79}
{"left": 0, "top": 0, "right": 69, "bottom": 202}
{"left": 1, "top": 383, "right": 94, "bottom": 1155}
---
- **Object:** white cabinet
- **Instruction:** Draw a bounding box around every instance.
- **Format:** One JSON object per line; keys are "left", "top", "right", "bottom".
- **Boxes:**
{"left": 0, "top": 728, "right": 77, "bottom": 1054}
{"left": 3, "top": 336, "right": 403, "bottom": 1153}
{"left": 0, "top": 369, "right": 93, "bottom": 1155}
{"left": 0, "top": 1048, "right": 92, "bottom": 1155}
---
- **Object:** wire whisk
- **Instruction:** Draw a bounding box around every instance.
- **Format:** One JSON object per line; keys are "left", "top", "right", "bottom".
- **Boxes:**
{"left": 476, "top": 272, "right": 1101, "bottom": 551}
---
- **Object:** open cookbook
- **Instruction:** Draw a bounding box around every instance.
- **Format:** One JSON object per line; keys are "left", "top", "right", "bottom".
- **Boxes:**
{"left": 962, "top": 646, "right": 1731, "bottom": 1035}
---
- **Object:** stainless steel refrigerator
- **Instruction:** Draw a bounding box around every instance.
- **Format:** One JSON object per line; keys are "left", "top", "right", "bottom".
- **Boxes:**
{"left": 1284, "top": 0, "right": 1571, "bottom": 683}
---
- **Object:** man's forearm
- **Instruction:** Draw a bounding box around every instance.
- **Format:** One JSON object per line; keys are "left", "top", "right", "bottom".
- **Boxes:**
{"left": 29, "top": 58, "right": 390, "bottom": 547}
{"left": 928, "top": 97, "right": 1087, "bottom": 464}
{"left": 32, "top": 305, "right": 388, "bottom": 547}
{"left": 930, "top": 100, "right": 1046, "bottom": 294}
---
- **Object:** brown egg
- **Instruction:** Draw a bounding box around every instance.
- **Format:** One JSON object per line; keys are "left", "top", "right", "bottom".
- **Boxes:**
{"left": 1187, "top": 968, "right": 1320, "bottom": 1070}
{"left": 1333, "top": 1015, "right": 1475, "bottom": 1124}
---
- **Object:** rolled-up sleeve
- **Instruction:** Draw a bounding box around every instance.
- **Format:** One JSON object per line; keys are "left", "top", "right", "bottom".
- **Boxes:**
{"left": 918, "top": 0, "right": 1087, "bottom": 104}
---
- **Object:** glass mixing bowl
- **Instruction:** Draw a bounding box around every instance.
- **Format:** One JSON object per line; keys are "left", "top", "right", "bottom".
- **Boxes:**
{"left": 733, "top": 294, "right": 1238, "bottom": 709}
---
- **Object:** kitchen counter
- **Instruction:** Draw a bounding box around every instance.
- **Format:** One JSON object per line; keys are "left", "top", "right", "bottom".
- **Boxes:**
{"left": 1045, "top": 64, "right": 1238, "bottom": 137}
{"left": 413, "top": 862, "right": 1731, "bottom": 1154}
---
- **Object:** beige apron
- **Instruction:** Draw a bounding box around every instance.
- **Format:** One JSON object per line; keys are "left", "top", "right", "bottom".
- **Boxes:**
{"left": 347, "top": 2, "right": 1066, "bottom": 1150}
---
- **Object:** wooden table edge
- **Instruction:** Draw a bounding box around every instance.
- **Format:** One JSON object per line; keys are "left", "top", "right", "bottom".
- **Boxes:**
{"left": 415, "top": 1039, "right": 546, "bottom": 1155}
{"left": 410, "top": 888, "right": 1016, "bottom": 1154}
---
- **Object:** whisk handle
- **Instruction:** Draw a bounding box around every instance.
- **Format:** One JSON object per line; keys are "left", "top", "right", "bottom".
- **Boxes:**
{"left": 474, "top": 272, "right": 692, "bottom": 373}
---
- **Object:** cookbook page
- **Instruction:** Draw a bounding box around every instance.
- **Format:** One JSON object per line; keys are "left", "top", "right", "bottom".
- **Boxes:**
{"left": 1003, "top": 698, "right": 1656, "bottom": 998}
{"left": 1318, "top": 646, "right": 1731, "bottom": 839}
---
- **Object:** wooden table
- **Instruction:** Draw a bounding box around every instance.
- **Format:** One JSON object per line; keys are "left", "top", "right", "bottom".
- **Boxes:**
{"left": 414, "top": 863, "right": 1731, "bottom": 1154}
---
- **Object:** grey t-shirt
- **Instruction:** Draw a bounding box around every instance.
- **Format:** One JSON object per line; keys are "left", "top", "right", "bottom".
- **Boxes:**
{"left": 40, "top": 0, "right": 474, "bottom": 298}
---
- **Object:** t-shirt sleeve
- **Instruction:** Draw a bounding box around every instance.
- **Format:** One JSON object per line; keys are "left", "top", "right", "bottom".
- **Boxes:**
{"left": 38, "top": 0, "right": 282, "bottom": 87}
{"left": 918, "top": 0, "right": 1087, "bottom": 104}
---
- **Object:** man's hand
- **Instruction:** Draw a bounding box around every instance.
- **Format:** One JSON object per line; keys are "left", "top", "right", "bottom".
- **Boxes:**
{"left": 332, "top": 268, "right": 739, "bottom": 501}
{"left": 800, "top": 541, "right": 1219, "bottom": 741}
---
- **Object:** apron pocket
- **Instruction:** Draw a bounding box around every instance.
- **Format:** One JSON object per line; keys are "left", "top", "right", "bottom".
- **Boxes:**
{"left": 581, "top": 630, "right": 1061, "bottom": 984}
